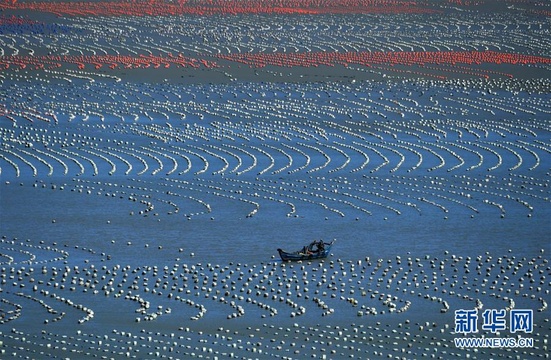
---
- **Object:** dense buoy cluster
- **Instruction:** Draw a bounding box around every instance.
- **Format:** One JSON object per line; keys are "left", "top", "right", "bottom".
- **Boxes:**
{"left": 1, "top": 76, "right": 549, "bottom": 221}
{"left": 0, "top": 236, "right": 549, "bottom": 358}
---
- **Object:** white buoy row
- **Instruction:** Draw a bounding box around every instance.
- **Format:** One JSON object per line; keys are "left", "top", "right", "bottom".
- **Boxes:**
{"left": 6, "top": 159, "right": 546, "bottom": 221}
{"left": 0, "top": 236, "right": 72, "bottom": 266}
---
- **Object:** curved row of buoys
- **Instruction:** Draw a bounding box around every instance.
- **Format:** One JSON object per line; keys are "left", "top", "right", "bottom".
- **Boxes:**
{"left": 1, "top": 117, "right": 548, "bottom": 178}
{"left": 7, "top": 164, "right": 544, "bottom": 221}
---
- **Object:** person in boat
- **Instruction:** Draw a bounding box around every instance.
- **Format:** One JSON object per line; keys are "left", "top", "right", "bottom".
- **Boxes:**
{"left": 301, "top": 241, "right": 317, "bottom": 255}
{"left": 306, "top": 240, "right": 325, "bottom": 254}
{"left": 302, "top": 244, "right": 313, "bottom": 255}
{"left": 317, "top": 240, "right": 325, "bottom": 253}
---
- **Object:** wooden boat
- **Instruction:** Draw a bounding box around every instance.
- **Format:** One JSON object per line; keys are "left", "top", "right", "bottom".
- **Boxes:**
{"left": 277, "top": 239, "right": 335, "bottom": 261}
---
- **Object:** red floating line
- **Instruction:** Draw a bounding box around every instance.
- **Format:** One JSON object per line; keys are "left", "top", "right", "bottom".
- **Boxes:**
{"left": 217, "top": 51, "right": 551, "bottom": 70}
{"left": 0, "top": 15, "right": 39, "bottom": 25}
{"left": 0, "top": 51, "right": 548, "bottom": 80}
